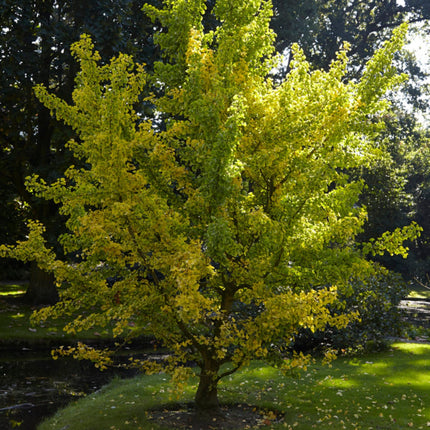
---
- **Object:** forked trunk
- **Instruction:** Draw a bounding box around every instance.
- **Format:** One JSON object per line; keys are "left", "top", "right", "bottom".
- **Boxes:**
{"left": 194, "top": 359, "right": 220, "bottom": 411}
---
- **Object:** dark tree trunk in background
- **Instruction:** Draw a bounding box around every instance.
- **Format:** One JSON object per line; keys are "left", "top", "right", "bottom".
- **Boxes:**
{"left": 21, "top": 1, "right": 62, "bottom": 305}
{"left": 1, "top": 1, "right": 162, "bottom": 301}
{"left": 25, "top": 263, "right": 58, "bottom": 305}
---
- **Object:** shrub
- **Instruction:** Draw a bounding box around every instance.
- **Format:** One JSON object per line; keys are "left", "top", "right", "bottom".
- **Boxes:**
{"left": 293, "top": 268, "right": 408, "bottom": 353}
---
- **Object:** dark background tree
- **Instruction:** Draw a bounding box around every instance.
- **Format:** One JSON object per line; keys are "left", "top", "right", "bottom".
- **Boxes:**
{"left": 350, "top": 109, "right": 423, "bottom": 277}
{"left": 0, "top": 0, "right": 161, "bottom": 302}
{"left": 272, "top": 0, "right": 430, "bottom": 72}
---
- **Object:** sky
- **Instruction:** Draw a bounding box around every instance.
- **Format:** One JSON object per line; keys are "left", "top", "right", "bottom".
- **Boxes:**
{"left": 407, "top": 24, "right": 429, "bottom": 68}
{"left": 403, "top": 23, "right": 430, "bottom": 124}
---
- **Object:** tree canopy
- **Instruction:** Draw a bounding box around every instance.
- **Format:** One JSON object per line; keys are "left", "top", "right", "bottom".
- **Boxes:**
{"left": 272, "top": 0, "right": 430, "bottom": 72}
{"left": 0, "top": 0, "right": 422, "bottom": 410}
{"left": 0, "top": 0, "right": 161, "bottom": 297}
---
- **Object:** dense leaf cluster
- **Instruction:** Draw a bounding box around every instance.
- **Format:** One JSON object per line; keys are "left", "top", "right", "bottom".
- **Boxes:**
{"left": 293, "top": 269, "right": 409, "bottom": 353}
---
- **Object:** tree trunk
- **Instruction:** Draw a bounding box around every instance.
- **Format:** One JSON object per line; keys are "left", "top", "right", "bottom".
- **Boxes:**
{"left": 194, "top": 358, "right": 220, "bottom": 411}
{"left": 22, "top": 1, "right": 58, "bottom": 307}
{"left": 25, "top": 263, "right": 58, "bottom": 305}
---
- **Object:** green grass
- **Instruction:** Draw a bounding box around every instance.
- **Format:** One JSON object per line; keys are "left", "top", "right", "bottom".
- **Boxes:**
{"left": 0, "top": 282, "right": 27, "bottom": 297}
{"left": 38, "top": 342, "right": 430, "bottom": 429}
{"left": 0, "top": 283, "right": 112, "bottom": 343}
{"left": 408, "top": 283, "right": 430, "bottom": 300}
{"left": 0, "top": 300, "right": 112, "bottom": 343}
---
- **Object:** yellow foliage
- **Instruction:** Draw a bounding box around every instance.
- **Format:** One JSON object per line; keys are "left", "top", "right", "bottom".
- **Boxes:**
{"left": 0, "top": 0, "right": 416, "bottom": 405}
{"left": 53, "top": 343, "right": 113, "bottom": 370}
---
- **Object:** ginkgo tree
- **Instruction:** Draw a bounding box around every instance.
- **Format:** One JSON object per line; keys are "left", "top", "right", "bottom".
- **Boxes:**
{"left": 1, "top": 0, "right": 420, "bottom": 411}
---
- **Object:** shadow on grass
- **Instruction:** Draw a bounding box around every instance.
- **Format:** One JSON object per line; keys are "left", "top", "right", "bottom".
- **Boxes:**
{"left": 224, "top": 343, "right": 430, "bottom": 429}
{"left": 37, "top": 343, "right": 430, "bottom": 430}
{"left": 0, "top": 289, "right": 114, "bottom": 345}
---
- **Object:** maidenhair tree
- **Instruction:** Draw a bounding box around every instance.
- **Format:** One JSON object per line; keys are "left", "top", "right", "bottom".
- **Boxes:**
{"left": 1, "top": 0, "right": 420, "bottom": 410}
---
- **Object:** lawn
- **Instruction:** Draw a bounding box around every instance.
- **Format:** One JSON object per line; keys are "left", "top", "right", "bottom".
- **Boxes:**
{"left": 408, "top": 282, "right": 430, "bottom": 300}
{"left": 38, "top": 342, "right": 430, "bottom": 429}
{"left": 0, "top": 283, "right": 112, "bottom": 344}
{"left": 2, "top": 282, "right": 429, "bottom": 428}
{"left": 0, "top": 282, "right": 27, "bottom": 297}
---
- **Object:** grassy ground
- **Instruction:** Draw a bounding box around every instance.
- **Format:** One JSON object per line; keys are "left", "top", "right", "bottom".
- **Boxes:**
{"left": 2, "top": 282, "right": 429, "bottom": 428}
{"left": 0, "top": 283, "right": 111, "bottom": 343}
{"left": 408, "top": 283, "right": 430, "bottom": 300}
{"left": 0, "top": 282, "right": 27, "bottom": 297}
{"left": 38, "top": 342, "right": 430, "bottom": 430}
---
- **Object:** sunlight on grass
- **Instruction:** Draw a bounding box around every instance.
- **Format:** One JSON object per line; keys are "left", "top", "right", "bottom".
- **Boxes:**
{"left": 236, "top": 363, "right": 279, "bottom": 379}
{"left": 0, "top": 290, "right": 25, "bottom": 296}
{"left": 393, "top": 342, "right": 430, "bottom": 354}
{"left": 408, "top": 285, "right": 430, "bottom": 299}
{"left": 413, "top": 359, "right": 430, "bottom": 367}
{"left": 0, "top": 283, "right": 27, "bottom": 296}
{"left": 38, "top": 343, "right": 430, "bottom": 430}
{"left": 11, "top": 313, "right": 25, "bottom": 319}
{"left": 39, "top": 374, "right": 191, "bottom": 430}
{"left": 319, "top": 376, "right": 358, "bottom": 388}
{"left": 389, "top": 371, "right": 430, "bottom": 388}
